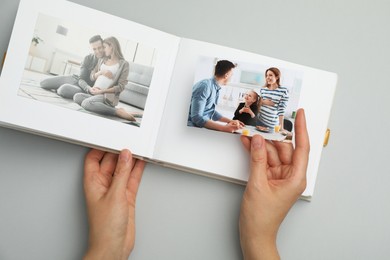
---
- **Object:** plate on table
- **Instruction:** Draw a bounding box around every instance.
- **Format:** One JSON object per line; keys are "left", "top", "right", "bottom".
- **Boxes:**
{"left": 255, "top": 126, "right": 271, "bottom": 133}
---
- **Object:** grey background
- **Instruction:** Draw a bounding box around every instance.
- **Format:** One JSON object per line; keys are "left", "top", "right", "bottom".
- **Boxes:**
{"left": 0, "top": 0, "right": 389, "bottom": 259}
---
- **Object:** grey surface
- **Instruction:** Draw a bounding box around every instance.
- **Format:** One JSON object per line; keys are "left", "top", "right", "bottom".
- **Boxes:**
{"left": 1, "top": 0, "right": 390, "bottom": 259}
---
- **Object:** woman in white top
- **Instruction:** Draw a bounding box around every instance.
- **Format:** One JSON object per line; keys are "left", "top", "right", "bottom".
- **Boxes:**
{"left": 74, "top": 36, "right": 136, "bottom": 121}
{"left": 93, "top": 62, "right": 120, "bottom": 90}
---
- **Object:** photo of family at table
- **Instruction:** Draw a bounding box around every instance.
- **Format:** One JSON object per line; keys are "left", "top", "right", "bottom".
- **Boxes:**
{"left": 187, "top": 56, "right": 303, "bottom": 141}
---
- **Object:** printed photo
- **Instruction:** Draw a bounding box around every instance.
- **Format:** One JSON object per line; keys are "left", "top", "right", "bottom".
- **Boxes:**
{"left": 187, "top": 56, "right": 303, "bottom": 141}
{"left": 19, "top": 13, "right": 157, "bottom": 127}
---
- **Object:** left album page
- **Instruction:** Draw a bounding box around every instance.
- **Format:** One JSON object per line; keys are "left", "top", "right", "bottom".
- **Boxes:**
{"left": 0, "top": 0, "right": 180, "bottom": 157}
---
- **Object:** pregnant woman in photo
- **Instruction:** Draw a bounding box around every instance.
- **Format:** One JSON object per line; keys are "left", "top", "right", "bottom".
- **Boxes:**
{"left": 74, "top": 36, "right": 136, "bottom": 121}
{"left": 257, "top": 67, "right": 289, "bottom": 132}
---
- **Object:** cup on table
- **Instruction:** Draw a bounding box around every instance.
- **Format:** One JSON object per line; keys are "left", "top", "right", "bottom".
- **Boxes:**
{"left": 242, "top": 129, "right": 250, "bottom": 136}
{"left": 292, "top": 111, "right": 296, "bottom": 119}
{"left": 274, "top": 125, "right": 281, "bottom": 133}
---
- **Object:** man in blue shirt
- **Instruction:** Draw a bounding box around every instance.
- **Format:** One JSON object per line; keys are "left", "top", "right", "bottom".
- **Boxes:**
{"left": 188, "top": 60, "right": 244, "bottom": 133}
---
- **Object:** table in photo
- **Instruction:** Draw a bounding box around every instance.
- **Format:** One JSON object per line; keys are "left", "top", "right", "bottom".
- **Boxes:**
{"left": 236, "top": 125, "right": 290, "bottom": 142}
{"left": 63, "top": 60, "right": 81, "bottom": 75}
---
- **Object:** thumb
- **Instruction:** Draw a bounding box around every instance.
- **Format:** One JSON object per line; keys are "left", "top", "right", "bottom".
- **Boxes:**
{"left": 110, "top": 149, "right": 133, "bottom": 194}
{"left": 248, "top": 135, "right": 268, "bottom": 185}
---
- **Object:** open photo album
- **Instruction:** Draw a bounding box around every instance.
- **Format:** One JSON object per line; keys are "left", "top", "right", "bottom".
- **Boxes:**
{"left": 0, "top": 0, "right": 337, "bottom": 199}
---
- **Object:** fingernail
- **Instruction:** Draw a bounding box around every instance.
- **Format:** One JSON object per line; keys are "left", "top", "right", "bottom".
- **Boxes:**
{"left": 252, "top": 135, "right": 263, "bottom": 149}
{"left": 120, "top": 150, "right": 130, "bottom": 162}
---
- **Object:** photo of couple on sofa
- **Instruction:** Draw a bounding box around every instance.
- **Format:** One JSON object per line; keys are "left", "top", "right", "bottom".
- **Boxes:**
{"left": 40, "top": 35, "right": 153, "bottom": 124}
{"left": 187, "top": 60, "right": 294, "bottom": 137}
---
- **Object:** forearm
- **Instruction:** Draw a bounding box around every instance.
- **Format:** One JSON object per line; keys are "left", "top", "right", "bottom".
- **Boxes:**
{"left": 101, "top": 87, "right": 116, "bottom": 94}
{"left": 84, "top": 248, "right": 123, "bottom": 260}
{"left": 241, "top": 236, "right": 279, "bottom": 260}
{"left": 218, "top": 116, "right": 232, "bottom": 123}
{"left": 90, "top": 63, "right": 100, "bottom": 82}
{"left": 83, "top": 224, "right": 130, "bottom": 260}
{"left": 259, "top": 98, "right": 263, "bottom": 106}
{"left": 249, "top": 110, "right": 255, "bottom": 118}
{"left": 78, "top": 79, "right": 91, "bottom": 93}
{"left": 84, "top": 238, "right": 126, "bottom": 260}
{"left": 278, "top": 115, "right": 284, "bottom": 128}
{"left": 204, "top": 120, "right": 228, "bottom": 132}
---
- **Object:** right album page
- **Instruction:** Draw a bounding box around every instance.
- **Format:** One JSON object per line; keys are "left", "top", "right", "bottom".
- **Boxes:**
{"left": 154, "top": 38, "right": 337, "bottom": 199}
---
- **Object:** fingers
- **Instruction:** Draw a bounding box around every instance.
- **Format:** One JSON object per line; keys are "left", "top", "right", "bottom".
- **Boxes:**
{"left": 84, "top": 149, "right": 109, "bottom": 200}
{"left": 242, "top": 136, "right": 285, "bottom": 167}
{"left": 273, "top": 141, "right": 294, "bottom": 165}
{"left": 84, "top": 149, "right": 105, "bottom": 182}
{"left": 248, "top": 135, "right": 268, "bottom": 185}
{"left": 292, "top": 109, "right": 310, "bottom": 180}
{"left": 127, "top": 159, "right": 146, "bottom": 201}
{"left": 110, "top": 149, "right": 134, "bottom": 194}
{"left": 265, "top": 141, "right": 281, "bottom": 167}
{"left": 229, "top": 120, "right": 244, "bottom": 129}
{"left": 240, "top": 135, "right": 251, "bottom": 152}
{"left": 100, "top": 152, "right": 118, "bottom": 180}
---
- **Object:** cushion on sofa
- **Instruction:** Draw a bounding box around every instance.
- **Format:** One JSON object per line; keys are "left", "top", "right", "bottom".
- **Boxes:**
{"left": 126, "top": 82, "right": 149, "bottom": 96}
{"left": 128, "top": 62, "right": 154, "bottom": 87}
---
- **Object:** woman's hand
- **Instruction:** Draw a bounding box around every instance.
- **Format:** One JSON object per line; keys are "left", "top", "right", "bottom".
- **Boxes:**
{"left": 83, "top": 149, "right": 145, "bottom": 260}
{"left": 239, "top": 109, "right": 309, "bottom": 260}
{"left": 262, "top": 99, "right": 275, "bottom": 106}
{"left": 89, "top": 87, "right": 103, "bottom": 95}
{"left": 102, "top": 70, "right": 114, "bottom": 79}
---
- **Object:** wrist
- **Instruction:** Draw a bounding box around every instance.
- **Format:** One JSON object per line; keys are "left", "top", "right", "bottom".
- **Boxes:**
{"left": 84, "top": 231, "right": 127, "bottom": 260}
{"left": 241, "top": 234, "right": 279, "bottom": 260}
{"left": 84, "top": 246, "right": 123, "bottom": 260}
{"left": 222, "top": 123, "right": 234, "bottom": 133}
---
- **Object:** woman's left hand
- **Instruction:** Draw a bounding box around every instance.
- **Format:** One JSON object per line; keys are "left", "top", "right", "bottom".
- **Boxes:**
{"left": 83, "top": 149, "right": 145, "bottom": 260}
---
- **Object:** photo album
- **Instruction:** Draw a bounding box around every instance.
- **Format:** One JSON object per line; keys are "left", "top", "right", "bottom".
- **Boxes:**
{"left": 0, "top": 0, "right": 337, "bottom": 200}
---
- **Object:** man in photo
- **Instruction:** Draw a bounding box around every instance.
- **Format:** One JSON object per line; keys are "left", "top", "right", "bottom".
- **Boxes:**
{"left": 40, "top": 35, "right": 106, "bottom": 99}
{"left": 187, "top": 60, "right": 244, "bottom": 133}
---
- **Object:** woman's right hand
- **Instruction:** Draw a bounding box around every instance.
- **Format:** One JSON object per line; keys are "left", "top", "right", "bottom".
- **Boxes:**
{"left": 102, "top": 70, "right": 114, "bottom": 79}
{"left": 90, "top": 87, "right": 102, "bottom": 95}
{"left": 239, "top": 109, "right": 309, "bottom": 260}
{"left": 262, "top": 99, "right": 275, "bottom": 106}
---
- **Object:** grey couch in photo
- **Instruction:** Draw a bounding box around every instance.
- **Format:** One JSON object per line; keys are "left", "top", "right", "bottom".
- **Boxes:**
{"left": 119, "top": 61, "right": 154, "bottom": 109}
